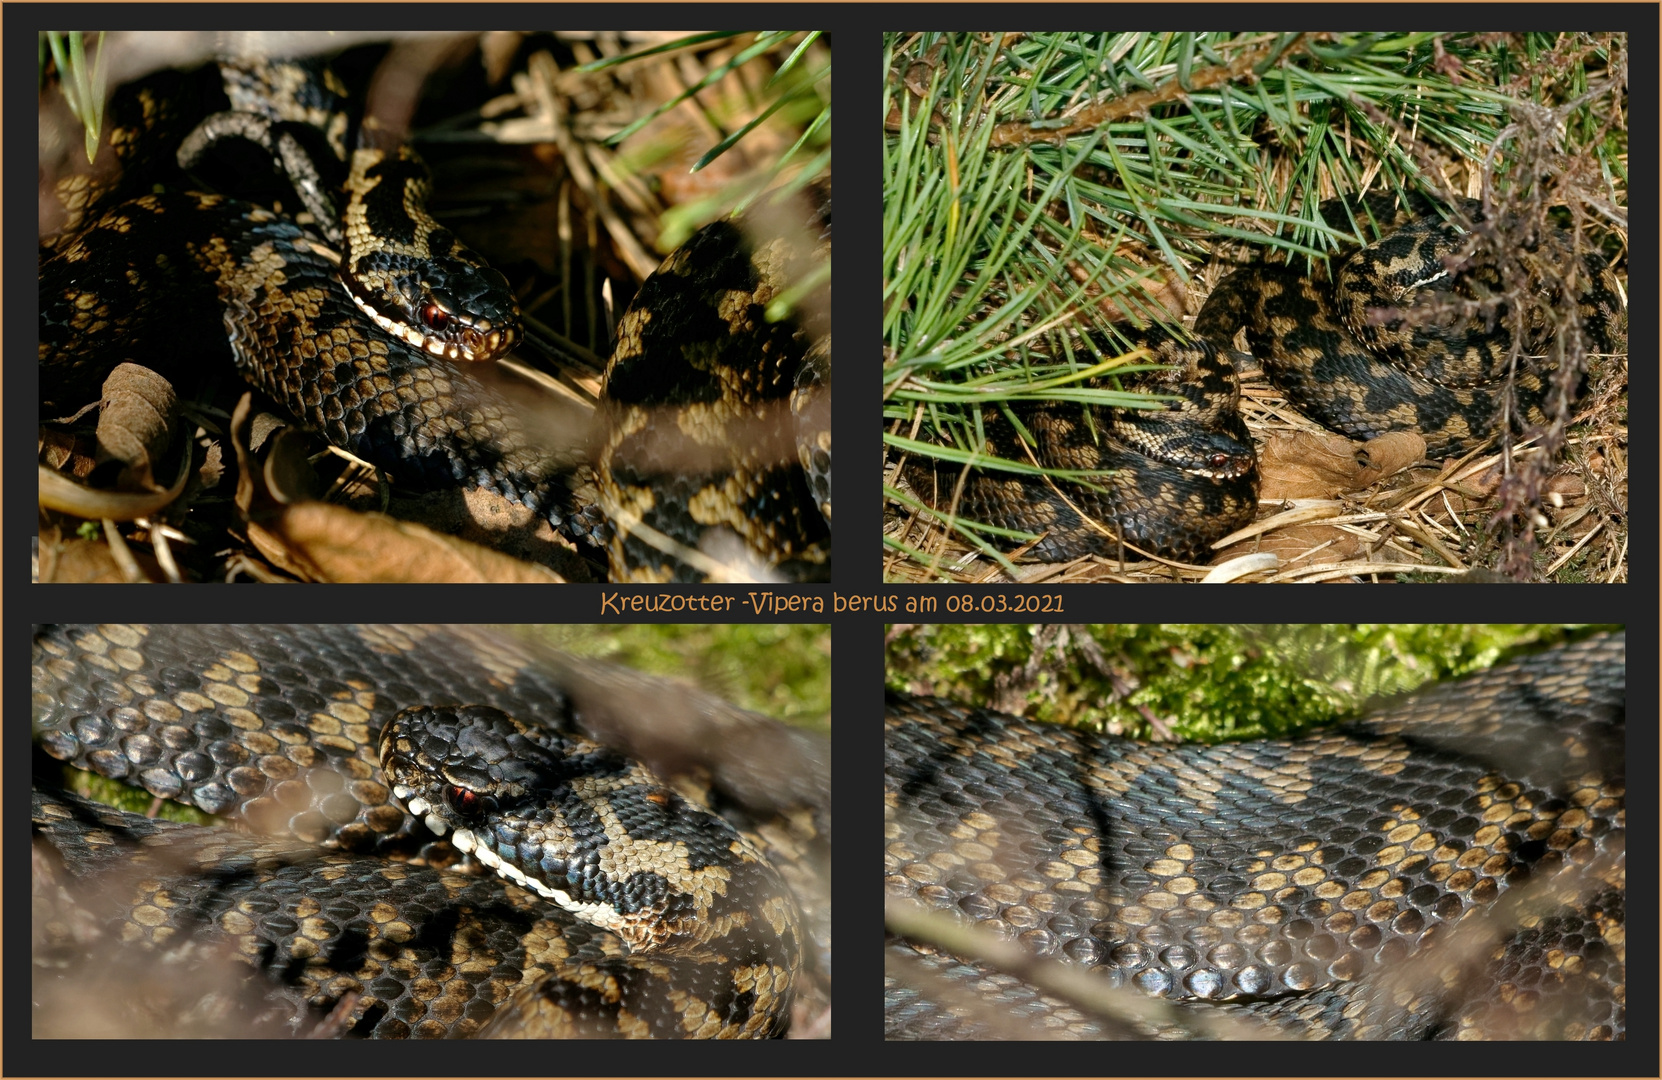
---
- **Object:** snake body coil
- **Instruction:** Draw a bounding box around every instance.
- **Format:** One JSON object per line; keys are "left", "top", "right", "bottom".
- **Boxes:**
{"left": 40, "top": 191, "right": 588, "bottom": 529}
{"left": 32, "top": 624, "right": 827, "bottom": 1039}
{"left": 906, "top": 198, "right": 1620, "bottom": 562}
{"left": 39, "top": 53, "right": 831, "bottom": 580}
{"left": 599, "top": 182, "right": 834, "bottom": 582}
{"left": 903, "top": 327, "right": 1258, "bottom": 562}
{"left": 885, "top": 632, "right": 1625, "bottom": 1040}
{"left": 1197, "top": 198, "right": 1621, "bottom": 459}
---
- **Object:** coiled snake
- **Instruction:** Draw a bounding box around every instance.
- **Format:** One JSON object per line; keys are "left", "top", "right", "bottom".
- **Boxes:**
{"left": 31, "top": 625, "right": 830, "bottom": 1038}
{"left": 901, "top": 326, "right": 1258, "bottom": 563}
{"left": 904, "top": 197, "right": 1620, "bottom": 563}
{"left": 886, "top": 631, "right": 1625, "bottom": 1040}
{"left": 38, "top": 51, "right": 831, "bottom": 582}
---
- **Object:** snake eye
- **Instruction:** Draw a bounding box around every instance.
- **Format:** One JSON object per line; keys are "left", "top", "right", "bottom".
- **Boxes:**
{"left": 444, "top": 785, "right": 486, "bottom": 817}
{"left": 423, "top": 303, "right": 451, "bottom": 332}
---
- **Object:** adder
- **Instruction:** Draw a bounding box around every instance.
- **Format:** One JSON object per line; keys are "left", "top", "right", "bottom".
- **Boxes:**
{"left": 38, "top": 49, "right": 831, "bottom": 582}
{"left": 32, "top": 624, "right": 831, "bottom": 1038}
{"left": 902, "top": 196, "right": 1620, "bottom": 564}
{"left": 885, "top": 631, "right": 1625, "bottom": 1039}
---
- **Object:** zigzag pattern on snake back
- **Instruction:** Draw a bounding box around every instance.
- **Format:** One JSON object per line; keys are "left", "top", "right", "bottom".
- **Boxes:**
{"left": 31, "top": 625, "right": 830, "bottom": 1039}
{"left": 901, "top": 326, "right": 1259, "bottom": 563}
{"left": 38, "top": 49, "right": 831, "bottom": 582}
{"left": 1197, "top": 197, "right": 1622, "bottom": 459}
{"left": 885, "top": 632, "right": 1625, "bottom": 1040}
{"left": 902, "top": 196, "right": 1621, "bottom": 563}
{"left": 599, "top": 181, "right": 833, "bottom": 582}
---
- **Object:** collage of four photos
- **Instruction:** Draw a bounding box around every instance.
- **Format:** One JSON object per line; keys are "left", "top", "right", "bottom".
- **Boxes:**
{"left": 27, "top": 23, "right": 1633, "bottom": 1063}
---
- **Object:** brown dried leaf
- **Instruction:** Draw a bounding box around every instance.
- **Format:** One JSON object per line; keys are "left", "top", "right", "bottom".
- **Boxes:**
{"left": 232, "top": 394, "right": 276, "bottom": 520}
{"left": 1353, "top": 431, "right": 1427, "bottom": 487}
{"left": 96, "top": 363, "right": 178, "bottom": 490}
{"left": 197, "top": 439, "right": 226, "bottom": 491}
{"left": 261, "top": 427, "right": 324, "bottom": 504}
{"left": 1258, "top": 431, "right": 1366, "bottom": 501}
{"left": 35, "top": 524, "right": 163, "bottom": 583}
{"left": 1217, "top": 522, "right": 1370, "bottom": 567}
{"left": 1545, "top": 471, "right": 1587, "bottom": 503}
{"left": 38, "top": 428, "right": 96, "bottom": 479}
{"left": 249, "top": 503, "right": 569, "bottom": 583}
{"left": 1259, "top": 430, "right": 1426, "bottom": 502}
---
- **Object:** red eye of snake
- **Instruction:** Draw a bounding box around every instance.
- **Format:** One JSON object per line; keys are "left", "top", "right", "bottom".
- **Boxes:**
{"left": 444, "top": 786, "right": 482, "bottom": 816}
{"left": 423, "top": 304, "right": 450, "bottom": 332}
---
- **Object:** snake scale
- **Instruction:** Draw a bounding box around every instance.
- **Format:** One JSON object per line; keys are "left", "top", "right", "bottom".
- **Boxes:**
{"left": 31, "top": 625, "right": 830, "bottom": 1039}
{"left": 905, "top": 197, "right": 1621, "bottom": 563}
{"left": 38, "top": 49, "right": 831, "bottom": 582}
{"left": 886, "top": 631, "right": 1625, "bottom": 1040}
{"left": 902, "top": 325, "right": 1257, "bottom": 563}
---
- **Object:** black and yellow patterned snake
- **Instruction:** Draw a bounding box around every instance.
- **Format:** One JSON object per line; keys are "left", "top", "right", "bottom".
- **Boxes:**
{"left": 885, "top": 631, "right": 1625, "bottom": 1040}
{"left": 901, "top": 325, "right": 1258, "bottom": 563}
{"left": 904, "top": 197, "right": 1620, "bottom": 563}
{"left": 38, "top": 51, "right": 831, "bottom": 582}
{"left": 32, "top": 625, "right": 830, "bottom": 1038}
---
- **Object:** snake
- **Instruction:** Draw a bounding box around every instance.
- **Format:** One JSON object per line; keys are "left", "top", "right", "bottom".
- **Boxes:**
{"left": 901, "top": 196, "right": 1621, "bottom": 563}
{"left": 37, "top": 50, "right": 831, "bottom": 582}
{"left": 884, "top": 630, "right": 1625, "bottom": 1040}
{"left": 900, "top": 325, "right": 1259, "bottom": 563}
{"left": 31, "top": 624, "right": 830, "bottom": 1039}
{"left": 599, "top": 179, "right": 833, "bottom": 582}
{"left": 1197, "top": 197, "right": 1622, "bottom": 459}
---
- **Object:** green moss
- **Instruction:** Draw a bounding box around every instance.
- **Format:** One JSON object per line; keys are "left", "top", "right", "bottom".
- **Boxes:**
{"left": 499, "top": 624, "right": 830, "bottom": 730}
{"left": 886, "top": 624, "right": 1617, "bottom": 741}
{"left": 55, "top": 766, "right": 215, "bottom": 825}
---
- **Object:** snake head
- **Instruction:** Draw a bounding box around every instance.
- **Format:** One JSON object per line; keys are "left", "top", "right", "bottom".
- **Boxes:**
{"left": 344, "top": 250, "right": 521, "bottom": 363}
{"left": 378, "top": 703, "right": 773, "bottom": 952}
{"left": 1157, "top": 428, "right": 1258, "bottom": 479}
{"left": 342, "top": 146, "right": 522, "bottom": 362}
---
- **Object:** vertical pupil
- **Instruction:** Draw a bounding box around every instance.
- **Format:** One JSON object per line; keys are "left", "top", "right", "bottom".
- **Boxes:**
{"left": 424, "top": 304, "right": 449, "bottom": 330}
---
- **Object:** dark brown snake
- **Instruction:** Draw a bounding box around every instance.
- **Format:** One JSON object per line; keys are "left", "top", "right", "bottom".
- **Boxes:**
{"left": 38, "top": 51, "right": 831, "bottom": 582}
{"left": 885, "top": 631, "right": 1625, "bottom": 1040}
{"left": 903, "top": 197, "right": 1621, "bottom": 563}
{"left": 32, "top": 625, "right": 830, "bottom": 1039}
{"left": 901, "top": 325, "right": 1258, "bottom": 563}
